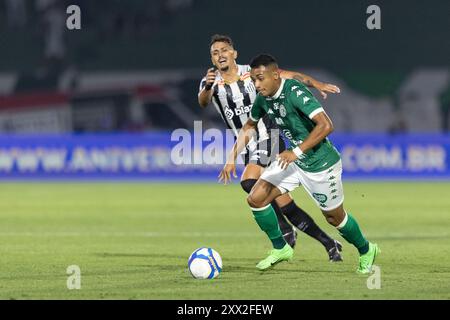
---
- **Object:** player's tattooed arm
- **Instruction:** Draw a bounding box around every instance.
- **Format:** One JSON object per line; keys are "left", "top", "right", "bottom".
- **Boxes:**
{"left": 219, "top": 119, "right": 258, "bottom": 184}
{"left": 279, "top": 69, "right": 341, "bottom": 99}
{"left": 278, "top": 112, "right": 334, "bottom": 169}
{"left": 291, "top": 72, "right": 314, "bottom": 87}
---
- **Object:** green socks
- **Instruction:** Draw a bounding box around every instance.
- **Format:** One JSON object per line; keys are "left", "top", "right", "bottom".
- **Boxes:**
{"left": 251, "top": 204, "right": 287, "bottom": 249}
{"left": 337, "top": 213, "right": 369, "bottom": 255}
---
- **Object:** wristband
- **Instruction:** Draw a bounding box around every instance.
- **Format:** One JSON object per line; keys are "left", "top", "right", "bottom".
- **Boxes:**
{"left": 292, "top": 146, "right": 304, "bottom": 158}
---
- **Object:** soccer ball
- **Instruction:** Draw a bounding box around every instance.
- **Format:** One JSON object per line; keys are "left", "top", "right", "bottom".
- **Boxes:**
{"left": 188, "top": 247, "right": 222, "bottom": 279}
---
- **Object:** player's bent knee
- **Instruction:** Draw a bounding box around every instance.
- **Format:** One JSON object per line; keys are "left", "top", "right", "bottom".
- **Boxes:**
{"left": 246, "top": 194, "right": 258, "bottom": 208}
{"left": 247, "top": 194, "right": 265, "bottom": 209}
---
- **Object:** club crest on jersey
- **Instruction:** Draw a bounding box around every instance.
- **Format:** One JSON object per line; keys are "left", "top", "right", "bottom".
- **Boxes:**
{"left": 273, "top": 102, "right": 279, "bottom": 110}
{"left": 313, "top": 193, "right": 328, "bottom": 204}
{"left": 279, "top": 105, "right": 287, "bottom": 117}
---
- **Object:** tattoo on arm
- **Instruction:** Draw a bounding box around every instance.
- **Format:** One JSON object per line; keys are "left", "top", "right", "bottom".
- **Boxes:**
{"left": 293, "top": 74, "right": 312, "bottom": 86}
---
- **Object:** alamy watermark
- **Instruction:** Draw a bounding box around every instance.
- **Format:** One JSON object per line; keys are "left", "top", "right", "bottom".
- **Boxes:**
{"left": 66, "top": 5, "right": 81, "bottom": 30}
{"left": 366, "top": 5, "right": 381, "bottom": 30}
{"left": 171, "top": 121, "right": 282, "bottom": 166}
{"left": 366, "top": 265, "right": 381, "bottom": 289}
{"left": 65, "top": 5, "right": 380, "bottom": 32}
{"left": 67, "top": 265, "right": 81, "bottom": 290}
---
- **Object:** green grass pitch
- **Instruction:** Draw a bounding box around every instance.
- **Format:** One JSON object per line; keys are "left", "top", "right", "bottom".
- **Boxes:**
{"left": 0, "top": 182, "right": 449, "bottom": 299}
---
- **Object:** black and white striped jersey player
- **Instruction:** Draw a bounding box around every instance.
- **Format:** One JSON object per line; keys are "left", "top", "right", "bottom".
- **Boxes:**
{"left": 199, "top": 63, "right": 279, "bottom": 167}
{"left": 198, "top": 34, "right": 343, "bottom": 261}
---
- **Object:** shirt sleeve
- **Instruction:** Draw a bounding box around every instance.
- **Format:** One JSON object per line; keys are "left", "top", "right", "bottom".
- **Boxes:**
{"left": 289, "top": 84, "right": 324, "bottom": 119}
{"left": 249, "top": 95, "right": 266, "bottom": 122}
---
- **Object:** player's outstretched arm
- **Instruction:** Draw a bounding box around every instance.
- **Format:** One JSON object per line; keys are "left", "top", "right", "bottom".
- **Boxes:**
{"left": 278, "top": 112, "right": 334, "bottom": 169}
{"left": 279, "top": 69, "right": 341, "bottom": 99}
{"left": 198, "top": 68, "right": 217, "bottom": 107}
{"left": 218, "top": 119, "right": 258, "bottom": 184}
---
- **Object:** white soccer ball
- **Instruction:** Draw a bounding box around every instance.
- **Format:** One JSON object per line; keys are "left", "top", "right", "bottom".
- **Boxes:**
{"left": 188, "top": 247, "right": 222, "bottom": 279}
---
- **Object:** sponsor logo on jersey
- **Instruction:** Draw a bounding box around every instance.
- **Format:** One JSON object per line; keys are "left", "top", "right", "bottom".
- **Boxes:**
{"left": 224, "top": 107, "right": 234, "bottom": 119}
{"left": 224, "top": 105, "right": 252, "bottom": 119}
{"left": 234, "top": 105, "right": 251, "bottom": 116}
{"left": 313, "top": 193, "right": 328, "bottom": 204}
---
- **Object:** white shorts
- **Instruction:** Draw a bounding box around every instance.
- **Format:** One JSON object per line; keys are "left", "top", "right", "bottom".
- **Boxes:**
{"left": 260, "top": 159, "right": 344, "bottom": 211}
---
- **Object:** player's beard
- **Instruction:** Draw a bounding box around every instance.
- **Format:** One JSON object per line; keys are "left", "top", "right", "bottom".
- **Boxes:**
{"left": 220, "top": 66, "right": 229, "bottom": 72}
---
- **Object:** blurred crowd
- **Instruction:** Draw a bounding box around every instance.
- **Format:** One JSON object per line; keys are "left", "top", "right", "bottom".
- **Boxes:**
{"left": 2, "top": 0, "right": 195, "bottom": 69}
{"left": 0, "top": 0, "right": 449, "bottom": 133}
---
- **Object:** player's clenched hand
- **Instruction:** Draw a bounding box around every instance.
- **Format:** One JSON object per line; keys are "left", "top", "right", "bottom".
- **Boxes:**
{"left": 277, "top": 150, "right": 299, "bottom": 170}
{"left": 204, "top": 68, "right": 216, "bottom": 89}
{"left": 313, "top": 81, "right": 341, "bottom": 99}
{"left": 218, "top": 162, "right": 237, "bottom": 185}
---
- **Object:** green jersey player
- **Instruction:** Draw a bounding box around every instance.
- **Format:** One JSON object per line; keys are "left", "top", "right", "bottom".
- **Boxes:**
{"left": 219, "top": 54, "right": 379, "bottom": 273}
{"left": 203, "top": 34, "right": 343, "bottom": 261}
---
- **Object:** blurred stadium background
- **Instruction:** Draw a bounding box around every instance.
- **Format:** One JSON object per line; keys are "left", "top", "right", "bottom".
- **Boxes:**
{"left": 0, "top": 0, "right": 449, "bottom": 180}
{"left": 0, "top": 0, "right": 449, "bottom": 299}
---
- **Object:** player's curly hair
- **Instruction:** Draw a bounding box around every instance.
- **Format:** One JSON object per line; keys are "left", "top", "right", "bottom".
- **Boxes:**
{"left": 210, "top": 34, "right": 234, "bottom": 47}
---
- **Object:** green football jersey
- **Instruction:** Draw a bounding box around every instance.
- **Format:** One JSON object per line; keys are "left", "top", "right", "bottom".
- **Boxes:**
{"left": 250, "top": 78, "right": 340, "bottom": 172}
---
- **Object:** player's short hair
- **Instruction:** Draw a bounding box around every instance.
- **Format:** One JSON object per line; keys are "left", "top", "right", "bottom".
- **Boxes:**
{"left": 249, "top": 54, "right": 278, "bottom": 69}
{"left": 210, "top": 34, "right": 234, "bottom": 48}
